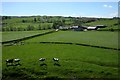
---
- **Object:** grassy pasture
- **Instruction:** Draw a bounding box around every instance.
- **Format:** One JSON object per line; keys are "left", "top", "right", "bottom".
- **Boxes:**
{"left": 25, "top": 31, "right": 118, "bottom": 49}
{"left": 84, "top": 19, "right": 118, "bottom": 29}
{"left": 3, "top": 23, "right": 53, "bottom": 30}
{"left": 2, "top": 44, "right": 118, "bottom": 79}
{"left": 2, "top": 30, "right": 51, "bottom": 42}
{"left": 2, "top": 30, "right": 119, "bottom": 79}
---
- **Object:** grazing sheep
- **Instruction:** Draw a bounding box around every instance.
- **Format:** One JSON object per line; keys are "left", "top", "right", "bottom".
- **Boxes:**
{"left": 6, "top": 58, "right": 21, "bottom": 66}
{"left": 14, "top": 58, "right": 20, "bottom": 63}
{"left": 55, "top": 29, "right": 59, "bottom": 31}
{"left": 21, "top": 42, "right": 24, "bottom": 45}
{"left": 39, "top": 58, "right": 46, "bottom": 62}
{"left": 6, "top": 59, "right": 14, "bottom": 65}
{"left": 14, "top": 58, "right": 21, "bottom": 65}
{"left": 18, "top": 42, "right": 24, "bottom": 45}
{"left": 53, "top": 58, "right": 59, "bottom": 62}
{"left": 39, "top": 58, "right": 47, "bottom": 67}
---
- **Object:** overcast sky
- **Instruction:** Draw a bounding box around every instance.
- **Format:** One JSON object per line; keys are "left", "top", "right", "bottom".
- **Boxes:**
{"left": 1, "top": 2, "right": 119, "bottom": 18}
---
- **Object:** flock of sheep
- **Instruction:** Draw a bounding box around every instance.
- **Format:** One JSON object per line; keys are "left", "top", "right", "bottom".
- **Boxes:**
{"left": 10, "top": 41, "right": 24, "bottom": 46}
{"left": 39, "top": 58, "right": 59, "bottom": 62}
{"left": 6, "top": 58, "right": 21, "bottom": 66}
{"left": 6, "top": 58, "right": 60, "bottom": 67}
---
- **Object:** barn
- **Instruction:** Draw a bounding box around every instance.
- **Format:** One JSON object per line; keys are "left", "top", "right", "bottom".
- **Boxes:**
{"left": 71, "top": 26, "right": 87, "bottom": 31}
{"left": 96, "top": 25, "right": 107, "bottom": 28}
{"left": 87, "top": 26, "right": 97, "bottom": 30}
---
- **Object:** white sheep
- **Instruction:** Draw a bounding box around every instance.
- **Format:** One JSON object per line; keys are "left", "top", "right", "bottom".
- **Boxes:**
{"left": 55, "top": 29, "right": 59, "bottom": 31}
{"left": 14, "top": 58, "right": 20, "bottom": 62}
{"left": 39, "top": 58, "right": 46, "bottom": 62}
{"left": 6, "top": 58, "right": 21, "bottom": 66}
{"left": 14, "top": 58, "right": 21, "bottom": 65}
{"left": 6, "top": 59, "right": 14, "bottom": 65}
{"left": 53, "top": 58, "right": 59, "bottom": 62}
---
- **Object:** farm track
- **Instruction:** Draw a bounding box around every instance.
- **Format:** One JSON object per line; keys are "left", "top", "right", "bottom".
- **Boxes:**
{"left": 3, "top": 41, "right": 119, "bottom": 51}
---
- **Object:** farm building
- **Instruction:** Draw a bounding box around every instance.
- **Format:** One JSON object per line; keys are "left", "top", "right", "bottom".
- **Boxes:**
{"left": 96, "top": 25, "right": 107, "bottom": 28}
{"left": 71, "top": 26, "right": 87, "bottom": 31}
{"left": 87, "top": 25, "right": 107, "bottom": 30}
{"left": 87, "top": 26, "right": 97, "bottom": 30}
{"left": 59, "top": 26, "right": 69, "bottom": 30}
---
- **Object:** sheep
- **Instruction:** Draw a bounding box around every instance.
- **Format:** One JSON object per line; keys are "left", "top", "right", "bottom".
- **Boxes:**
{"left": 53, "top": 58, "right": 59, "bottom": 62}
{"left": 39, "top": 58, "right": 47, "bottom": 67}
{"left": 18, "top": 42, "right": 24, "bottom": 45}
{"left": 55, "top": 29, "right": 59, "bottom": 31}
{"left": 21, "top": 42, "right": 24, "bottom": 45}
{"left": 6, "top": 59, "right": 14, "bottom": 66}
{"left": 14, "top": 58, "right": 20, "bottom": 63}
{"left": 53, "top": 58, "right": 61, "bottom": 66}
{"left": 14, "top": 58, "right": 20, "bottom": 62}
{"left": 6, "top": 58, "right": 21, "bottom": 66}
{"left": 14, "top": 58, "right": 21, "bottom": 66}
{"left": 39, "top": 58, "right": 46, "bottom": 62}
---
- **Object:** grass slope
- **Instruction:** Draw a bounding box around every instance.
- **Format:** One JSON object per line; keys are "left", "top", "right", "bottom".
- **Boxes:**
{"left": 2, "top": 44, "right": 118, "bottom": 79}
{"left": 25, "top": 31, "right": 118, "bottom": 49}
{"left": 2, "top": 30, "right": 51, "bottom": 42}
{"left": 84, "top": 19, "right": 118, "bottom": 29}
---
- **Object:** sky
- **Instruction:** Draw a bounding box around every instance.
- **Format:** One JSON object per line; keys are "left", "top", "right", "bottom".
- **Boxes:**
{"left": 1, "top": 2, "right": 119, "bottom": 18}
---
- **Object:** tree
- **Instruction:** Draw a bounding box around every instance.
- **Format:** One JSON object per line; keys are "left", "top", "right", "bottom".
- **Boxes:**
{"left": 27, "top": 25, "right": 35, "bottom": 31}
{"left": 22, "top": 20, "right": 27, "bottom": 23}
{"left": 38, "top": 24, "right": 41, "bottom": 30}
{"left": 73, "top": 19, "right": 82, "bottom": 26}
{"left": 2, "top": 16, "right": 11, "bottom": 20}
{"left": 2, "top": 27, "right": 5, "bottom": 31}
{"left": 52, "top": 21, "right": 60, "bottom": 29}
{"left": 33, "top": 18, "right": 37, "bottom": 22}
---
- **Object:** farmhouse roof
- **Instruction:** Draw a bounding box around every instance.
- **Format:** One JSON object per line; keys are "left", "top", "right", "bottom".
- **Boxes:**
{"left": 96, "top": 25, "right": 105, "bottom": 26}
{"left": 87, "top": 27, "right": 96, "bottom": 29}
{"left": 72, "top": 26, "right": 79, "bottom": 28}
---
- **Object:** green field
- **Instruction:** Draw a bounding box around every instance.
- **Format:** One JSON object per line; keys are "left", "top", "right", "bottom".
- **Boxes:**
{"left": 3, "top": 16, "right": 119, "bottom": 32}
{"left": 84, "top": 19, "right": 118, "bottom": 30}
{"left": 2, "top": 30, "right": 118, "bottom": 79}
{"left": 2, "top": 30, "right": 52, "bottom": 42}
{"left": 2, "top": 44, "right": 118, "bottom": 79}
{"left": 25, "top": 31, "right": 118, "bottom": 49}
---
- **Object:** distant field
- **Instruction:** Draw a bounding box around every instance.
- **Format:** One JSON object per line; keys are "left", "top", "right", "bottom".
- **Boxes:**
{"left": 84, "top": 19, "right": 118, "bottom": 29}
{"left": 2, "top": 30, "right": 51, "bottom": 42}
{"left": 25, "top": 31, "right": 118, "bottom": 49}
{"left": 3, "top": 23, "right": 53, "bottom": 30}
{"left": 2, "top": 44, "right": 118, "bottom": 79}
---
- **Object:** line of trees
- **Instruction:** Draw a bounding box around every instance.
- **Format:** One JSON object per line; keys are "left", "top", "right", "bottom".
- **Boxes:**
{"left": 2, "top": 24, "right": 53, "bottom": 31}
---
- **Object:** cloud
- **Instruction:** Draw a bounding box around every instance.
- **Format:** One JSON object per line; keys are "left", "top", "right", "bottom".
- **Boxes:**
{"left": 103, "top": 4, "right": 112, "bottom": 8}
{"left": 103, "top": 5, "right": 108, "bottom": 7}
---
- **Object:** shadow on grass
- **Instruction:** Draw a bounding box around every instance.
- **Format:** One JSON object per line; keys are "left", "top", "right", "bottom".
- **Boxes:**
{"left": 6, "top": 63, "right": 21, "bottom": 67}
{"left": 53, "top": 63, "right": 61, "bottom": 66}
{"left": 2, "top": 67, "right": 48, "bottom": 80}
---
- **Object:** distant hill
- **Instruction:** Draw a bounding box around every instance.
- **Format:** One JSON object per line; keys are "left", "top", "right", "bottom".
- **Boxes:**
{"left": 83, "top": 18, "right": 118, "bottom": 30}
{"left": 1, "top": 16, "right": 119, "bottom": 31}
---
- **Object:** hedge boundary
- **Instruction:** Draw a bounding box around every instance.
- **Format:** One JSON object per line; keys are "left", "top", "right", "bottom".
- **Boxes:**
{"left": 39, "top": 42, "right": 120, "bottom": 51}
{"left": 5, "top": 41, "right": 119, "bottom": 51}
